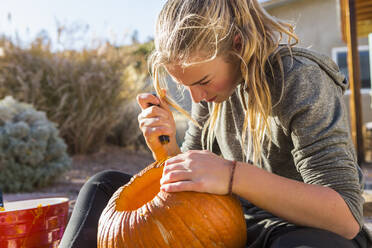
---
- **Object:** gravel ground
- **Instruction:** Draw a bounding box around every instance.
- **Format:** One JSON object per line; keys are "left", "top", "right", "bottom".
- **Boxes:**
{"left": 3, "top": 145, "right": 154, "bottom": 214}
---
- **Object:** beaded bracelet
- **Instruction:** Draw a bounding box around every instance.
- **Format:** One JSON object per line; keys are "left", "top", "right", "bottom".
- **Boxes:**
{"left": 228, "top": 160, "right": 237, "bottom": 195}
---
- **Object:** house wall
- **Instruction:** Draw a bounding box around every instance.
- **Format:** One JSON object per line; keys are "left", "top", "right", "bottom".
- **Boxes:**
{"left": 265, "top": 0, "right": 372, "bottom": 125}
{"left": 265, "top": 0, "right": 368, "bottom": 57}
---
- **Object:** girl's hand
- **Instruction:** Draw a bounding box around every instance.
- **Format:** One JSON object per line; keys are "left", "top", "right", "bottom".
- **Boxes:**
{"left": 160, "top": 150, "right": 233, "bottom": 195}
{"left": 136, "top": 90, "right": 179, "bottom": 160}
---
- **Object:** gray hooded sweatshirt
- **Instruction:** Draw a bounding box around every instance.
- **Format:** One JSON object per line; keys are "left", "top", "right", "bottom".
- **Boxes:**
{"left": 180, "top": 46, "right": 371, "bottom": 247}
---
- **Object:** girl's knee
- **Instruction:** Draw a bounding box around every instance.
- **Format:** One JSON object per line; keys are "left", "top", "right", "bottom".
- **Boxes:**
{"left": 76, "top": 170, "right": 132, "bottom": 200}
{"left": 86, "top": 170, "right": 125, "bottom": 184}
{"left": 86, "top": 170, "right": 132, "bottom": 184}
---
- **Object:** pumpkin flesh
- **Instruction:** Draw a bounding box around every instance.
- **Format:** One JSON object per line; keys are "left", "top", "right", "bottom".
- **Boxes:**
{"left": 116, "top": 165, "right": 162, "bottom": 211}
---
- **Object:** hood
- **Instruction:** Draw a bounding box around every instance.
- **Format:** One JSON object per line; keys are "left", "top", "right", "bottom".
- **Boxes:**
{"left": 273, "top": 46, "right": 348, "bottom": 92}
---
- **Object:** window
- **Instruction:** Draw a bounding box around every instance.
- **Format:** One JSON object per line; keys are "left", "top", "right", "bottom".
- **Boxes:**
{"left": 332, "top": 46, "right": 371, "bottom": 90}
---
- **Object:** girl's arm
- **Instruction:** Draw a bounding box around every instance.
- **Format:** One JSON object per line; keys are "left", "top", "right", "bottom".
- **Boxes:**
{"left": 232, "top": 161, "right": 360, "bottom": 239}
{"left": 161, "top": 150, "right": 360, "bottom": 239}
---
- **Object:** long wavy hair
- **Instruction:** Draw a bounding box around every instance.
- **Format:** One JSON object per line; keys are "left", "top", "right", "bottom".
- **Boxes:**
{"left": 149, "top": 0, "right": 298, "bottom": 164}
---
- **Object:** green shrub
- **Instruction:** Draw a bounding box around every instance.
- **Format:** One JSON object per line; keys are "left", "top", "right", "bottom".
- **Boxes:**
{"left": 0, "top": 96, "right": 71, "bottom": 192}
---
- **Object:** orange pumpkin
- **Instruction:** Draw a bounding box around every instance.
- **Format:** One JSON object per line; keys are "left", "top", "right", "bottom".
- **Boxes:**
{"left": 97, "top": 159, "right": 247, "bottom": 248}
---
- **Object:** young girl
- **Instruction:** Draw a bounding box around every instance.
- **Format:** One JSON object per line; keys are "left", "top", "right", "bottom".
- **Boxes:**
{"left": 60, "top": 0, "right": 371, "bottom": 247}
{"left": 137, "top": 0, "right": 371, "bottom": 247}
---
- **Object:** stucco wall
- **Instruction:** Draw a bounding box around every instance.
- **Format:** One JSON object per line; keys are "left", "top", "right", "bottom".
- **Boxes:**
{"left": 265, "top": 0, "right": 368, "bottom": 57}
{"left": 265, "top": 0, "right": 372, "bottom": 126}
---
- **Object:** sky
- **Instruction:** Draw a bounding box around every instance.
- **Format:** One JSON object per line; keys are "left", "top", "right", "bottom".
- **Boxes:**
{"left": 0, "top": 0, "right": 267, "bottom": 51}
{"left": 0, "top": 0, "right": 168, "bottom": 50}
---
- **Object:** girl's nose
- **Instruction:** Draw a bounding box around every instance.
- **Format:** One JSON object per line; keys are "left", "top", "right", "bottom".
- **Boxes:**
{"left": 189, "top": 87, "right": 207, "bottom": 103}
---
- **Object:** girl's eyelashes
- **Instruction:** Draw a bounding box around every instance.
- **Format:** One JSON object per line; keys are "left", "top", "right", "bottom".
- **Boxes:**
{"left": 199, "top": 80, "right": 211, "bottom": 86}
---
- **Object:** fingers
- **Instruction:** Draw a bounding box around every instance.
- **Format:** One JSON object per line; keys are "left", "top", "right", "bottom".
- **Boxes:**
{"left": 161, "top": 156, "right": 204, "bottom": 192}
{"left": 162, "top": 159, "right": 187, "bottom": 180}
{"left": 138, "top": 116, "right": 172, "bottom": 130}
{"left": 136, "top": 90, "right": 179, "bottom": 161}
{"left": 160, "top": 151, "right": 231, "bottom": 194}
{"left": 137, "top": 91, "right": 173, "bottom": 129}
{"left": 164, "top": 156, "right": 184, "bottom": 167}
{"left": 160, "top": 180, "right": 204, "bottom": 193}
{"left": 136, "top": 93, "right": 160, "bottom": 110}
{"left": 137, "top": 105, "right": 170, "bottom": 121}
{"left": 138, "top": 109, "right": 175, "bottom": 140}
{"left": 160, "top": 170, "right": 191, "bottom": 185}
{"left": 137, "top": 95, "right": 175, "bottom": 142}
{"left": 136, "top": 89, "right": 170, "bottom": 112}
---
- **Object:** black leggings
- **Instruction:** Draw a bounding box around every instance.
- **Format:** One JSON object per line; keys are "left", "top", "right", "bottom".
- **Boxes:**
{"left": 59, "top": 170, "right": 132, "bottom": 248}
{"left": 59, "top": 170, "right": 369, "bottom": 248}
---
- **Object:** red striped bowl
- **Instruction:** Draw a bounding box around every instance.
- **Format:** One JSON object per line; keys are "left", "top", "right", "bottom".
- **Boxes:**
{"left": 0, "top": 197, "right": 69, "bottom": 248}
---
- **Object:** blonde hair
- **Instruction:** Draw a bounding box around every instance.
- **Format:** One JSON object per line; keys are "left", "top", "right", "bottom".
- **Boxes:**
{"left": 149, "top": 0, "right": 298, "bottom": 164}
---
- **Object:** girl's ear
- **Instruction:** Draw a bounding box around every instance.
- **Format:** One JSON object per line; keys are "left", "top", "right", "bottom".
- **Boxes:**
{"left": 233, "top": 34, "right": 242, "bottom": 52}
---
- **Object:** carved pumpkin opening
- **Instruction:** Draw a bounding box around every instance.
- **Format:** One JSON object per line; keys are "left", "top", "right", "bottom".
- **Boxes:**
{"left": 116, "top": 163, "right": 164, "bottom": 211}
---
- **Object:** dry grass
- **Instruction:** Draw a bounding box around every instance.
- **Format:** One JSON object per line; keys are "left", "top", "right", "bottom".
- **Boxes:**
{"left": 0, "top": 36, "right": 153, "bottom": 154}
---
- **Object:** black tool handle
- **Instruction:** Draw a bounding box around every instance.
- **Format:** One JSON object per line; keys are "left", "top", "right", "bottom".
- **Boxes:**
{"left": 0, "top": 188, "right": 4, "bottom": 208}
{"left": 148, "top": 93, "right": 170, "bottom": 145}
